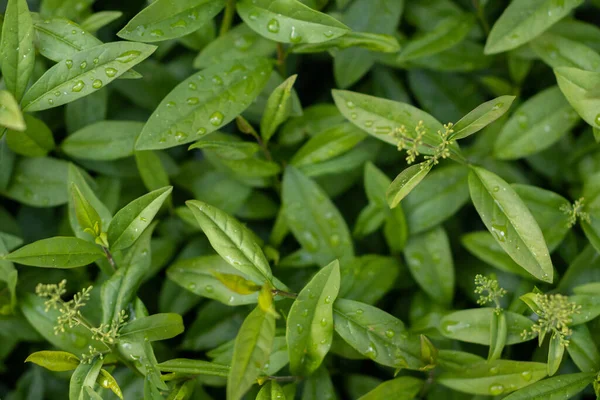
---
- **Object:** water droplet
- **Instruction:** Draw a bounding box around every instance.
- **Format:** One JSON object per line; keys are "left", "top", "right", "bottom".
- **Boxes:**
{"left": 93, "top": 58, "right": 99, "bottom": 64}
{"left": 175, "top": 132, "right": 188, "bottom": 141}
{"left": 71, "top": 80, "right": 85, "bottom": 92}
{"left": 595, "top": 113, "right": 600, "bottom": 127}
{"left": 105, "top": 67, "right": 117, "bottom": 77}
{"left": 324, "top": 296, "right": 332, "bottom": 304}
{"left": 521, "top": 371, "right": 532, "bottom": 381}
{"left": 329, "top": 234, "right": 340, "bottom": 247}
{"left": 234, "top": 35, "right": 254, "bottom": 50}
{"left": 297, "top": 324, "right": 304, "bottom": 333}
{"left": 170, "top": 19, "right": 187, "bottom": 28}
{"left": 356, "top": 309, "right": 364, "bottom": 315}
{"left": 79, "top": 61, "right": 87, "bottom": 69}
{"left": 320, "top": 318, "right": 327, "bottom": 326}
{"left": 54, "top": 91, "right": 61, "bottom": 97}
{"left": 188, "top": 82, "right": 197, "bottom": 90}
{"left": 212, "top": 75, "right": 223, "bottom": 85}
{"left": 249, "top": 11, "right": 259, "bottom": 20}
{"left": 196, "top": 127, "right": 207, "bottom": 135}
{"left": 492, "top": 102, "right": 503, "bottom": 111}
{"left": 187, "top": 97, "right": 199, "bottom": 105}
{"left": 385, "top": 330, "right": 395, "bottom": 338}
{"left": 346, "top": 101, "right": 355, "bottom": 109}
{"left": 489, "top": 384, "right": 504, "bottom": 396}
{"left": 492, "top": 186, "right": 500, "bottom": 192}
{"left": 489, "top": 366, "right": 499, "bottom": 374}
{"left": 151, "top": 29, "right": 164, "bottom": 37}
{"left": 302, "top": 231, "right": 320, "bottom": 251}
{"left": 290, "top": 26, "right": 302, "bottom": 43}
{"left": 209, "top": 111, "right": 224, "bottom": 126}
{"left": 516, "top": 112, "right": 528, "bottom": 128}
{"left": 301, "top": 309, "right": 309, "bottom": 317}
{"left": 188, "top": 283, "right": 196, "bottom": 290}
{"left": 166, "top": 101, "right": 176, "bottom": 108}
{"left": 324, "top": 30, "right": 334, "bottom": 38}
{"left": 205, "top": 285, "right": 214, "bottom": 293}
{"left": 71, "top": 29, "right": 77, "bottom": 34}
{"left": 65, "top": 59, "right": 73, "bottom": 69}
{"left": 267, "top": 19, "right": 280, "bottom": 33}
{"left": 491, "top": 223, "right": 507, "bottom": 242}
{"left": 48, "top": 99, "right": 54, "bottom": 105}
{"left": 139, "top": 216, "right": 147, "bottom": 222}
{"left": 364, "top": 120, "right": 374, "bottom": 127}
{"left": 365, "top": 343, "right": 378, "bottom": 359}
{"left": 116, "top": 50, "right": 141, "bottom": 63}
{"left": 92, "top": 79, "right": 103, "bottom": 89}
{"left": 350, "top": 112, "right": 358, "bottom": 119}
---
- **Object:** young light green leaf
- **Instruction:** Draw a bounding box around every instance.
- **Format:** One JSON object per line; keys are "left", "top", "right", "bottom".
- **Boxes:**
{"left": 70, "top": 183, "right": 103, "bottom": 238}
{"left": 80, "top": 11, "right": 124, "bottom": 33}
{"left": 403, "top": 164, "right": 469, "bottom": 234}
{"left": 554, "top": 67, "right": 600, "bottom": 130}
{"left": 291, "top": 123, "right": 366, "bottom": 167}
{"left": 6, "top": 114, "right": 55, "bottom": 157}
{"left": 547, "top": 333, "right": 564, "bottom": 376}
{"left": 494, "top": 87, "right": 578, "bottom": 159}
{"left": 5, "top": 237, "right": 104, "bottom": 268}
{"left": 119, "top": 313, "right": 184, "bottom": 342}
{"left": 0, "top": 0, "right": 35, "bottom": 101}
{"left": 331, "top": 89, "right": 447, "bottom": 154}
{"left": 156, "top": 358, "right": 230, "bottom": 377}
{"left": 25, "top": 351, "right": 80, "bottom": 372}
{"left": 451, "top": 95, "right": 516, "bottom": 140}
{"left": 22, "top": 42, "right": 156, "bottom": 112}
{"left": 194, "top": 23, "right": 277, "bottom": 69}
{"left": 287, "top": 260, "right": 340, "bottom": 376}
{"left": 261, "top": 74, "right": 298, "bottom": 142}
{"left": 484, "top": 0, "right": 584, "bottom": 54}
{"left": 398, "top": 14, "right": 475, "bottom": 62}
{"left": 236, "top": 0, "right": 349, "bottom": 44}
{"left": 502, "top": 372, "right": 595, "bottom": 399}
{"left": 97, "top": 369, "right": 123, "bottom": 400}
{"left": 107, "top": 186, "right": 172, "bottom": 251}
{"left": 0, "top": 90, "right": 26, "bottom": 131}
{"left": 293, "top": 31, "right": 400, "bottom": 54}
{"left": 257, "top": 381, "right": 286, "bottom": 400}
{"left": 282, "top": 166, "right": 354, "bottom": 266}
{"left": 531, "top": 32, "right": 600, "bottom": 71}
{"left": 186, "top": 200, "right": 273, "bottom": 285}
{"left": 118, "top": 0, "right": 226, "bottom": 42}
{"left": 404, "top": 226, "right": 454, "bottom": 306}
{"left": 438, "top": 360, "right": 548, "bottom": 395}
{"left": 135, "top": 57, "right": 272, "bottom": 150}
{"left": 227, "top": 306, "right": 276, "bottom": 400}
{"left": 358, "top": 376, "right": 423, "bottom": 400}
{"left": 0, "top": 237, "right": 17, "bottom": 313}
{"left": 70, "top": 358, "right": 103, "bottom": 400}
{"left": 440, "top": 308, "right": 534, "bottom": 345}
{"left": 387, "top": 163, "right": 432, "bottom": 208}
{"left": 488, "top": 311, "right": 507, "bottom": 361}
{"left": 62, "top": 121, "right": 143, "bottom": 161}
{"left": 333, "top": 298, "right": 424, "bottom": 370}
{"left": 468, "top": 166, "right": 554, "bottom": 283}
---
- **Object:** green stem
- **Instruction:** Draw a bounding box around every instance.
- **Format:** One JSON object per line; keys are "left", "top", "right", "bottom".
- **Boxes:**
{"left": 271, "top": 289, "right": 297, "bottom": 299}
{"left": 276, "top": 43, "right": 287, "bottom": 76}
{"left": 264, "top": 375, "right": 301, "bottom": 383}
{"left": 472, "top": 0, "right": 490, "bottom": 35}
{"left": 219, "top": 0, "right": 236, "bottom": 37}
{"left": 102, "top": 247, "right": 117, "bottom": 271}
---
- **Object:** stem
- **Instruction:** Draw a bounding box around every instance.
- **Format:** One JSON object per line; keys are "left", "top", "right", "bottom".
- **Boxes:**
{"left": 419, "top": 369, "right": 436, "bottom": 398}
{"left": 219, "top": 0, "right": 236, "bottom": 37}
{"left": 264, "top": 375, "right": 301, "bottom": 383}
{"left": 102, "top": 247, "right": 117, "bottom": 271}
{"left": 254, "top": 133, "right": 274, "bottom": 162}
{"left": 472, "top": 0, "right": 490, "bottom": 35}
{"left": 271, "top": 289, "right": 297, "bottom": 299}
{"left": 276, "top": 43, "right": 287, "bottom": 77}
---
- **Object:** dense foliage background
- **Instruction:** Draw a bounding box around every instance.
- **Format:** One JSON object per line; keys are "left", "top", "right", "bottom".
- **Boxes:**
{"left": 3, "top": 0, "right": 600, "bottom": 399}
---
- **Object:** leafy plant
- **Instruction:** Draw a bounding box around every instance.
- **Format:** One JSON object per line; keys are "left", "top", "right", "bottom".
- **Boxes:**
{"left": 2, "top": 0, "right": 600, "bottom": 399}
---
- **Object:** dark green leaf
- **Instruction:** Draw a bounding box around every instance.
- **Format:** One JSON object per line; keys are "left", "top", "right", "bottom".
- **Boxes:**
{"left": 5, "top": 237, "right": 104, "bottom": 268}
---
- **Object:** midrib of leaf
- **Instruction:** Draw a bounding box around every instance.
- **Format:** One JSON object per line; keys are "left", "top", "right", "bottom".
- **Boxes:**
{"left": 34, "top": 24, "right": 89, "bottom": 52}
{"left": 474, "top": 171, "right": 543, "bottom": 272}
{"left": 233, "top": 312, "right": 271, "bottom": 395}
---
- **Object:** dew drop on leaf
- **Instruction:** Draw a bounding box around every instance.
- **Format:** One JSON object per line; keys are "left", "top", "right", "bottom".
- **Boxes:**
{"left": 267, "top": 19, "right": 280, "bottom": 33}
{"left": 116, "top": 50, "right": 141, "bottom": 63}
{"left": 92, "top": 80, "right": 103, "bottom": 89}
{"left": 209, "top": 111, "right": 224, "bottom": 126}
{"left": 150, "top": 29, "right": 164, "bottom": 37}
{"left": 105, "top": 67, "right": 117, "bottom": 77}
{"left": 72, "top": 81, "right": 85, "bottom": 92}
{"left": 488, "top": 384, "right": 504, "bottom": 396}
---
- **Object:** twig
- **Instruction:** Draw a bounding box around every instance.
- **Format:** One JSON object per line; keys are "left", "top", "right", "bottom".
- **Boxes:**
{"left": 271, "top": 289, "right": 297, "bottom": 299}
{"left": 219, "top": 0, "right": 236, "bottom": 37}
{"left": 102, "top": 247, "right": 117, "bottom": 271}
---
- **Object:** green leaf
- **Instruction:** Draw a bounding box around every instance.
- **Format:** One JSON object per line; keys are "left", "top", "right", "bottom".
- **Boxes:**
{"left": 531, "top": 32, "right": 600, "bottom": 71}
{"left": 554, "top": 67, "right": 600, "bottom": 130}
{"left": 293, "top": 31, "right": 400, "bottom": 54}
{"left": 236, "top": 0, "right": 349, "bottom": 44}
{"left": 291, "top": 123, "right": 366, "bottom": 167}
{"left": 107, "top": 186, "right": 172, "bottom": 251}
{"left": 256, "top": 381, "right": 286, "bottom": 400}
{"left": 547, "top": 333, "right": 564, "bottom": 376}
{"left": 189, "top": 135, "right": 260, "bottom": 160}
{"left": 451, "top": 96, "right": 516, "bottom": 140}
{"left": 398, "top": 14, "right": 475, "bottom": 62}
{"left": 488, "top": 310, "right": 507, "bottom": 361}
{"left": 70, "top": 183, "right": 103, "bottom": 238}
{"left": 194, "top": 23, "right": 277, "bottom": 69}
{"left": 70, "top": 358, "right": 103, "bottom": 400}
{"left": 40, "top": 0, "right": 93, "bottom": 20}
{"left": 567, "top": 324, "right": 600, "bottom": 373}
{"left": 403, "top": 164, "right": 469, "bottom": 234}
{"left": 32, "top": 16, "right": 102, "bottom": 62}
{"left": 119, "top": 313, "right": 184, "bottom": 342}
{"left": 468, "top": 166, "right": 554, "bottom": 283}
{"left": 80, "top": 11, "right": 124, "bottom": 33}
{"left": 484, "top": 0, "right": 584, "bottom": 54}
{"left": 282, "top": 166, "right": 354, "bottom": 266}
{"left": 135, "top": 151, "right": 171, "bottom": 196}
{"left": 331, "top": 89, "right": 447, "bottom": 154}
{"left": 6, "top": 115, "right": 55, "bottom": 157}
{"left": 25, "top": 351, "right": 80, "bottom": 372}
{"left": 0, "top": 90, "right": 26, "bottom": 131}
{"left": 5, "top": 237, "right": 104, "bottom": 268}
{"left": 440, "top": 308, "right": 534, "bottom": 345}
{"left": 97, "top": 369, "right": 123, "bottom": 400}
{"left": 186, "top": 200, "right": 273, "bottom": 284}
{"left": 287, "top": 260, "right": 340, "bottom": 376}
{"left": 502, "top": 372, "right": 595, "bottom": 399}
{"left": 387, "top": 163, "right": 432, "bottom": 208}
{"left": 494, "top": 87, "right": 579, "bottom": 159}
{"left": 404, "top": 226, "right": 454, "bottom": 305}
{"left": 339, "top": 255, "right": 401, "bottom": 305}
{"left": 135, "top": 57, "right": 272, "bottom": 150}
{"left": 461, "top": 232, "right": 533, "bottom": 278}
{"left": 62, "top": 121, "right": 143, "bottom": 161}
{"left": 333, "top": 298, "right": 424, "bottom": 370}
{"left": 301, "top": 365, "right": 336, "bottom": 400}
{"left": 438, "top": 360, "right": 548, "bottom": 396}
{"left": 227, "top": 306, "right": 276, "bottom": 400}
{"left": 117, "top": 0, "right": 226, "bottom": 42}
{"left": 167, "top": 255, "right": 264, "bottom": 305}
{"left": 261, "top": 74, "right": 298, "bottom": 142}
{"left": 22, "top": 42, "right": 156, "bottom": 112}
{"left": 358, "top": 376, "right": 423, "bottom": 400}
{"left": 0, "top": 0, "right": 35, "bottom": 101}
{"left": 156, "top": 358, "right": 230, "bottom": 377}
{"left": 0, "top": 238, "right": 17, "bottom": 313}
